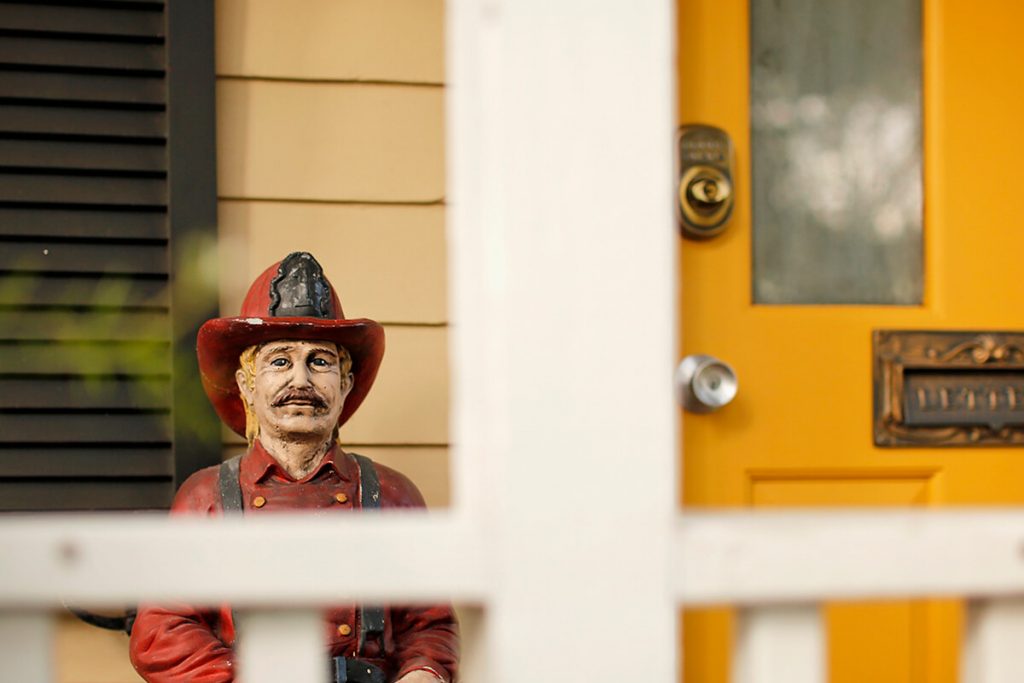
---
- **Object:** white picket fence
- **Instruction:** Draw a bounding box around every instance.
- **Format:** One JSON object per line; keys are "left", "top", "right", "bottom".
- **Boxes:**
{"left": 0, "top": 1, "right": 1018, "bottom": 681}
{"left": 2, "top": 511, "right": 1024, "bottom": 681}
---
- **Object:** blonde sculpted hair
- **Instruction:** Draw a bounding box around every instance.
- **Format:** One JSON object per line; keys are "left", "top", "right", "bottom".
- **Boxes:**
{"left": 238, "top": 342, "right": 353, "bottom": 446}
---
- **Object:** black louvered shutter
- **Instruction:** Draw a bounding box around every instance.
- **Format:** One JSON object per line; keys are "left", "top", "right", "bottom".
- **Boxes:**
{"left": 0, "top": 0, "right": 220, "bottom": 510}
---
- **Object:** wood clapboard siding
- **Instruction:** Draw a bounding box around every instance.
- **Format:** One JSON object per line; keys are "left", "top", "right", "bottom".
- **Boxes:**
{"left": 342, "top": 326, "right": 449, "bottom": 445}
{"left": 0, "top": 0, "right": 178, "bottom": 510}
{"left": 217, "top": 80, "right": 444, "bottom": 202}
{"left": 362, "top": 446, "right": 449, "bottom": 507}
{"left": 216, "top": 0, "right": 444, "bottom": 83}
{"left": 57, "top": 613, "right": 143, "bottom": 683}
{"left": 214, "top": 0, "right": 448, "bottom": 508}
{"left": 218, "top": 202, "right": 446, "bottom": 324}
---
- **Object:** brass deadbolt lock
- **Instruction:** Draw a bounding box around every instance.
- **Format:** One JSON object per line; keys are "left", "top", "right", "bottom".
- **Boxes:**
{"left": 677, "top": 124, "right": 735, "bottom": 239}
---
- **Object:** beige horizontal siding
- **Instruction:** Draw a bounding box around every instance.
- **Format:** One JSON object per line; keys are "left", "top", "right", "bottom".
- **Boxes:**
{"left": 216, "top": 0, "right": 444, "bottom": 83}
{"left": 356, "top": 446, "right": 449, "bottom": 507}
{"left": 345, "top": 326, "right": 448, "bottom": 443}
{"left": 56, "top": 614, "right": 140, "bottom": 683}
{"left": 218, "top": 201, "right": 446, "bottom": 324}
{"left": 217, "top": 80, "right": 444, "bottom": 202}
{"left": 220, "top": 326, "right": 448, "bottom": 447}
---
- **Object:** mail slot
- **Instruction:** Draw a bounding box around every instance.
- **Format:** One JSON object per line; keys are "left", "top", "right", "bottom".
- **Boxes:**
{"left": 874, "top": 330, "right": 1024, "bottom": 446}
{"left": 903, "top": 372, "right": 1024, "bottom": 428}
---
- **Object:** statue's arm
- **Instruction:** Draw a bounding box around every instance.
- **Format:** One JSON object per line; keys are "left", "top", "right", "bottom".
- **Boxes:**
{"left": 129, "top": 468, "right": 235, "bottom": 683}
{"left": 129, "top": 603, "right": 234, "bottom": 683}
{"left": 391, "top": 603, "right": 460, "bottom": 683}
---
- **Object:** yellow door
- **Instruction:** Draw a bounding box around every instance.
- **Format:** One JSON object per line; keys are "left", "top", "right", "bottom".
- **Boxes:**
{"left": 679, "top": 1, "right": 1024, "bottom": 682}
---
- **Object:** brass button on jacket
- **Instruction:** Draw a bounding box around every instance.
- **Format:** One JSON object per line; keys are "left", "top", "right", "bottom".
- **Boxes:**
{"left": 334, "top": 492, "right": 349, "bottom": 504}
{"left": 337, "top": 624, "right": 352, "bottom": 637}
{"left": 252, "top": 495, "right": 267, "bottom": 508}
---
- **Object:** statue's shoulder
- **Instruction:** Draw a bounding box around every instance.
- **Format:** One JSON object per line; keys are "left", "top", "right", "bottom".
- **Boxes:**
{"left": 364, "top": 458, "right": 428, "bottom": 510}
{"left": 169, "top": 463, "right": 223, "bottom": 514}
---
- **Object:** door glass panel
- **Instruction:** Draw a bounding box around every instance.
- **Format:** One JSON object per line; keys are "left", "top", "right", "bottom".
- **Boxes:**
{"left": 750, "top": 0, "right": 922, "bottom": 305}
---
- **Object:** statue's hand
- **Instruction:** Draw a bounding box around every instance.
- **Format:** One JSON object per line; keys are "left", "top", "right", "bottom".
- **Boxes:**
{"left": 394, "top": 670, "right": 444, "bottom": 683}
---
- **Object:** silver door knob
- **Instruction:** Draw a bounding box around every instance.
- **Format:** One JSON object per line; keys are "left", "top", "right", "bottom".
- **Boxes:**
{"left": 676, "top": 354, "right": 738, "bottom": 413}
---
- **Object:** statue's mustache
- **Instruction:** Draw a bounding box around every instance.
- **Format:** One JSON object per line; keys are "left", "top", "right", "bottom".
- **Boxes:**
{"left": 272, "top": 387, "right": 328, "bottom": 409}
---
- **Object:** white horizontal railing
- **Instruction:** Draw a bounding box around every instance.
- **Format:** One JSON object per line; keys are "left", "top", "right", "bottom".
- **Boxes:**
{"left": 674, "top": 510, "right": 1024, "bottom": 683}
{"left": 0, "top": 512, "right": 490, "bottom": 683}
{"left": 3, "top": 510, "right": 1024, "bottom": 681}
{"left": 0, "top": 513, "right": 487, "bottom": 606}
{"left": 675, "top": 510, "right": 1024, "bottom": 604}
{"left": 8, "top": 509, "right": 1024, "bottom": 608}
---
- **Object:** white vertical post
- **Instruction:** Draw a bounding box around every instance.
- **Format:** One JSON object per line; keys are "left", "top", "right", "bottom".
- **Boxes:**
{"left": 733, "top": 606, "right": 825, "bottom": 683}
{"left": 238, "top": 609, "right": 325, "bottom": 683}
{"left": 447, "top": 2, "right": 678, "bottom": 683}
{"left": 962, "top": 599, "right": 1024, "bottom": 683}
{"left": 0, "top": 612, "right": 53, "bottom": 682}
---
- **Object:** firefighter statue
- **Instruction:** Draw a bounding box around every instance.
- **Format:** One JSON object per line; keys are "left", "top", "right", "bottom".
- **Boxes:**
{"left": 128, "top": 252, "right": 459, "bottom": 683}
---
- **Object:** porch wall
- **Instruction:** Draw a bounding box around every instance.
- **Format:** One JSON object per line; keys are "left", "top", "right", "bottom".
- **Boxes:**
{"left": 56, "top": 2, "right": 450, "bottom": 681}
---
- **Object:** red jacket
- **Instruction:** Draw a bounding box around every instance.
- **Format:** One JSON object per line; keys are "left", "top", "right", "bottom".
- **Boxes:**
{"left": 129, "top": 443, "right": 459, "bottom": 683}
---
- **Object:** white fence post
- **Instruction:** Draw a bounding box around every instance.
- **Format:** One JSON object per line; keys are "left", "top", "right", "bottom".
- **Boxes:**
{"left": 733, "top": 606, "right": 825, "bottom": 683}
{"left": 0, "top": 611, "right": 53, "bottom": 682}
{"left": 237, "top": 609, "right": 324, "bottom": 683}
{"left": 445, "top": 0, "right": 678, "bottom": 681}
{"left": 962, "top": 598, "right": 1024, "bottom": 683}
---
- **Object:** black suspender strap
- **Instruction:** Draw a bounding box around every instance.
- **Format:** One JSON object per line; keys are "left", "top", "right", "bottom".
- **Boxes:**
{"left": 352, "top": 453, "right": 386, "bottom": 653}
{"left": 353, "top": 453, "right": 381, "bottom": 509}
{"left": 219, "top": 455, "right": 244, "bottom": 514}
{"left": 330, "top": 656, "right": 387, "bottom": 683}
{"left": 218, "top": 455, "right": 244, "bottom": 639}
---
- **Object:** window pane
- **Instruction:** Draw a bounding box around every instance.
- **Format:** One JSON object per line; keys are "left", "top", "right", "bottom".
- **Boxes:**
{"left": 751, "top": 0, "right": 922, "bottom": 305}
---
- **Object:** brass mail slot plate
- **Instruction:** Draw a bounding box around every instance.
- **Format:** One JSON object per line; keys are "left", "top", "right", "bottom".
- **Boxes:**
{"left": 874, "top": 330, "right": 1024, "bottom": 447}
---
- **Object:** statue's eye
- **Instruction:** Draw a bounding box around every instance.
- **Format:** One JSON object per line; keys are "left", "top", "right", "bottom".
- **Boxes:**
{"left": 310, "top": 357, "right": 329, "bottom": 368}
{"left": 270, "top": 357, "right": 288, "bottom": 367}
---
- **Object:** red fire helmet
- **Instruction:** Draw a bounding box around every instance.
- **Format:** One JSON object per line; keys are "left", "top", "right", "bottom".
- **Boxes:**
{"left": 196, "top": 252, "right": 385, "bottom": 437}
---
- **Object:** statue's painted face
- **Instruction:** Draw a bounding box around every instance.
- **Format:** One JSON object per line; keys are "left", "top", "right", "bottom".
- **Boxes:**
{"left": 235, "top": 340, "right": 352, "bottom": 444}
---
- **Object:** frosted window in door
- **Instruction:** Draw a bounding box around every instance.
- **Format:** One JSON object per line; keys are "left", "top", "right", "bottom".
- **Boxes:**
{"left": 751, "top": 0, "right": 922, "bottom": 305}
